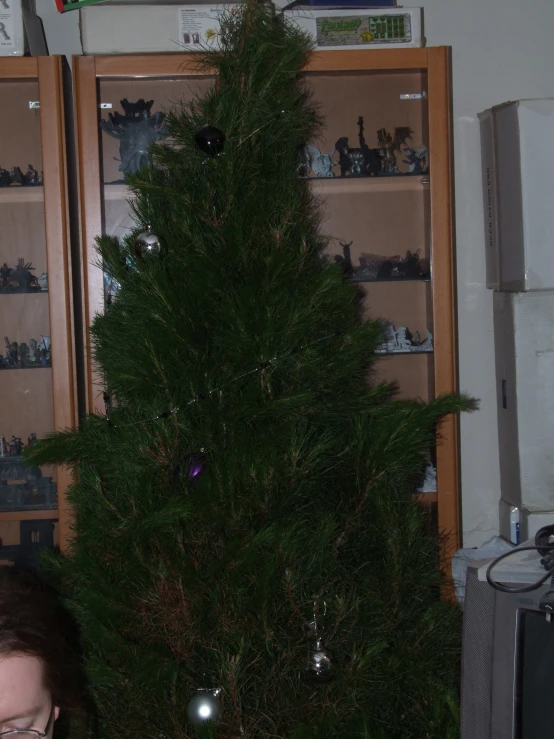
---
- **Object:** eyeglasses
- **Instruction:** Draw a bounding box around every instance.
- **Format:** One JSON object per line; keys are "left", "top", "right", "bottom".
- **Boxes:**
{"left": 0, "top": 704, "right": 54, "bottom": 739}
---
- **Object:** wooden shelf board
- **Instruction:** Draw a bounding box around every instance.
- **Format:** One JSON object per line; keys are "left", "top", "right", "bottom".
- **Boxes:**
{"left": 103, "top": 174, "right": 427, "bottom": 202}
{"left": 0, "top": 290, "right": 48, "bottom": 296}
{"left": 0, "top": 509, "right": 58, "bottom": 521}
{"left": 351, "top": 277, "right": 430, "bottom": 284}
{"left": 376, "top": 349, "right": 433, "bottom": 356}
{"left": 412, "top": 492, "right": 438, "bottom": 504}
{"left": 0, "top": 365, "right": 52, "bottom": 371}
{"left": 310, "top": 175, "right": 428, "bottom": 195}
{"left": 0, "top": 187, "right": 44, "bottom": 204}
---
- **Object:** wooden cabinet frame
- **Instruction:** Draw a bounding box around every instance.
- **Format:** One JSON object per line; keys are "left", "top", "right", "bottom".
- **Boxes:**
{"left": 0, "top": 57, "right": 77, "bottom": 548}
{"left": 73, "top": 48, "right": 460, "bottom": 564}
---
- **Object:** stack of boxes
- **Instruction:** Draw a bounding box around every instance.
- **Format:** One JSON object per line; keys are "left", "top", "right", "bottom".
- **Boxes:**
{"left": 479, "top": 99, "right": 554, "bottom": 543}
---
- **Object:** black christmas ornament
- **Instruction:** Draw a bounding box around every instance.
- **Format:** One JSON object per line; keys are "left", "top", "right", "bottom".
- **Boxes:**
{"left": 304, "top": 637, "right": 335, "bottom": 684}
{"left": 186, "top": 688, "right": 222, "bottom": 725}
{"left": 134, "top": 225, "right": 161, "bottom": 258}
{"left": 194, "top": 125, "right": 226, "bottom": 157}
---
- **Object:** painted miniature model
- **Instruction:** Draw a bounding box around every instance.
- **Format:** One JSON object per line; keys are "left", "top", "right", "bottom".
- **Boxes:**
{"left": 376, "top": 324, "right": 433, "bottom": 354}
{"left": 301, "top": 145, "right": 335, "bottom": 178}
{"left": 101, "top": 98, "right": 168, "bottom": 176}
{"left": 377, "top": 127, "right": 414, "bottom": 174}
{"left": 417, "top": 462, "right": 437, "bottom": 493}
{"left": 402, "top": 145, "right": 429, "bottom": 174}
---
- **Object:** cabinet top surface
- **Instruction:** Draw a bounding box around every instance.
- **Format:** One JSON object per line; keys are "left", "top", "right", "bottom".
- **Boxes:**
{"left": 78, "top": 46, "right": 448, "bottom": 78}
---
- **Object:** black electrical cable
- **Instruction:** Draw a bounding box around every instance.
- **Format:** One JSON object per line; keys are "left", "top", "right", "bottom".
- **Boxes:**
{"left": 486, "top": 546, "right": 554, "bottom": 593}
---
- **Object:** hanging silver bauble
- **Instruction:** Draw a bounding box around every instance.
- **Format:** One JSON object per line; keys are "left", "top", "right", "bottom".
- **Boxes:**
{"left": 304, "top": 637, "right": 335, "bottom": 684}
{"left": 186, "top": 688, "right": 222, "bottom": 726}
{"left": 134, "top": 224, "right": 161, "bottom": 258}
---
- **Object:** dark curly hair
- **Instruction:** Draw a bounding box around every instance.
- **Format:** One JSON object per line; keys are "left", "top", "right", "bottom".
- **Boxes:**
{"left": 0, "top": 567, "right": 85, "bottom": 722}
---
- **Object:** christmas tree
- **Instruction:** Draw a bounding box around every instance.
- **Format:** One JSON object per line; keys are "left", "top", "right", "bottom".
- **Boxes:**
{"left": 27, "top": 5, "right": 466, "bottom": 738}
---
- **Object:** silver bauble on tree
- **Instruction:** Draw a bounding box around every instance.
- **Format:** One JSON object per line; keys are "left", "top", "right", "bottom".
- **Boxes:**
{"left": 134, "top": 224, "right": 161, "bottom": 258}
{"left": 186, "top": 688, "right": 222, "bottom": 726}
{"left": 304, "top": 637, "right": 335, "bottom": 684}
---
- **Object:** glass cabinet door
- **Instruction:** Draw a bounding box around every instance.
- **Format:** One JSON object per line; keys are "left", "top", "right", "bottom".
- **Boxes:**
{"left": 303, "top": 59, "right": 452, "bottom": 539}
{"left": 0, "top": 71, "right": 56, "bottom": 566}
{"left": 75, "top": 59, "right": 216, "bottom": 414}
{"left": 0, "top": 58, "right": 75, "bottom": 567}
{"left": 100, "top": 74, "right": 214, "bottom": 304}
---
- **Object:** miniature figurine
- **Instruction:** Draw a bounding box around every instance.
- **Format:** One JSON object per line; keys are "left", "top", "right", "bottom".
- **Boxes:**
{"left": 9, "top": 167, "right": 24, "bottom": 186}
{"left": 18, "top": 343, "right": 29, "bottom": 367}
{"left": 38, "top": 272, "right": 48, "bottom": 291}
{"left": 22, "top": 165, "right": 40, "bottom": 185}
{"left": 0, "top": 436, "right": 6, "bottom": 457}
{"left": 4, "top": 337, "right": 19, "bottom": 367}
{"left": 334, "top": 241, "right": 353, "bottom": 273}
{"left": 39, "top": 335, "right": 51, "bottom": 365}
{"left": 28, "top": 338, "right": 38, "bottom": 364}
{"left": 334, "top": 117, "right": 384, "bottom": 177}
{"left": 6, "top": 259, "right": 41, "bottom": 292}
{"left": 396, "top": 327, "right": 412, "bottom": 351}
{"left": 100, "top": 98, "right": 167, "bottom": 176}
{"left": 0, "top": 167, "right": 11, "bottom": 187}
{"left": 358, "top": 117, "right": 382, "bottom": 176}
{"left": 0, "top": 263, "right": 11, "bottom": 288}
{"left": 377, "top": 127, "right": 414, "bottom": 174}
{"left": 402, "top": 145, "right": 429, "bottom": 174}
{"left": 380, "top": 323, "right": 398, "bottom": 353}
{"left": 27, "top": 432, "right": 37, "bottom": 447}
{"left": 301, "top": 145, "right": 335, "bottom": 178}
{"left": 334, "top": 137, "right": 364, "bottom": 177}
{"left": 420, "top": 330, "right": 433, "bottom": 352}
{"left": 417, "top": 462, "right": 437, "bottom": 493}
{"left": 8, "top": 436, "right": 23, "bottom": 456}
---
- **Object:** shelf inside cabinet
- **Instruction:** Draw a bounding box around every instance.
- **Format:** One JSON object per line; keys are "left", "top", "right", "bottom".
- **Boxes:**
{"left": 0, "top": 364, "right": 51, "bottom": 371}
{"left": 351, "top": 276, "right": 430, "bottom": 284}
{"left": 376, "top": 349, "right": 433, "bottom": 356}
{"left": 0, "top": 289, "right": 48, "bottom": 296}
{"left": 0, "top": 510, "right": 58, "bottom": 522}
{"left": 413, "top": 492, "right": 438, "bottom": 504}
{"left": 103, "top": 174, "right": 429, "bottom": 203}
{"left": 0, "top": 187, "right": 44, "bottom": 203}
{"left": 104, "top": 183, "right": 134, "bottom": 201}
{"left": 310, "top": 175, "right": 428, "bottom": 196}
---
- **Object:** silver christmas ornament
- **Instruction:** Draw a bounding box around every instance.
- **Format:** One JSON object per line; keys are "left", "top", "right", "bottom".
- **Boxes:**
{"left": 134, "top": 224, "right": 161, "bottom": 258}
{"left": 186, "top": 688, "right": 222, "bottom": 726}
{"left": 304, "top": 637, "right": 335, "bottom": 684}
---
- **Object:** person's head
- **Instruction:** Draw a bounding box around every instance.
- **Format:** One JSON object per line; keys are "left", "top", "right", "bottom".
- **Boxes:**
{"left": 0, "top": 567, "right": 84, "bottom": 739}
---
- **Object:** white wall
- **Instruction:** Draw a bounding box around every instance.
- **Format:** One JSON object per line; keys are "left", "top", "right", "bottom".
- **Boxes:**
{"left": 419, "top": 0, "right": 554, "bottom": 546}
{"left": 34, "top": 0, "right": 554, "bottom": 548}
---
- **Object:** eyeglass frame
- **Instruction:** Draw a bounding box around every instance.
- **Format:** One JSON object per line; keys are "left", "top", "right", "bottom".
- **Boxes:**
{"left": 0, "top": 704, "right": 54, "bottom": 739}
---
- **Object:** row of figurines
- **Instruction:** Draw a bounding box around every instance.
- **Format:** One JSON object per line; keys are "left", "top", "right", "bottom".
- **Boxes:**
{"left": 301, "top": 122, "right": 429, "bottom": 179}
{"left": 2, "top": 336, "right": 51, "bottom": 369}
{"left": 0, "top": 165, "right": 43, "bottom": 187}
{"left": 377, "top": 323, "right": 433, "bottom": 354}
{"left": 0, "top": 433, "right": 37, "bottom": 458}
{"left": 0, "top": 480, "right": 58, "bottom": 513}
{"left": 334, "top": 244, "right": 430, "bottom": 282}
{"left": 0, "top": 260, "right": 48, "bottom": 293}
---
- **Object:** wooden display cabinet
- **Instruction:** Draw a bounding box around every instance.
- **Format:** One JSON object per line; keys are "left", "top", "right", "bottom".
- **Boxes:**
{"left": 0, "top": 57, "right": 77, "bottom": 562}
{"left": 74, "top": 48, "right": 459, "bottom": 564}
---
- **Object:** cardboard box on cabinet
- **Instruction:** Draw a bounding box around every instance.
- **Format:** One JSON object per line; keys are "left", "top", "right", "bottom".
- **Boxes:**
{"left": 494, "top": 291, "right": 554, "bottom": 511}
{"left": 0, "top": 0, "right": 43, "bottom": 56}
{"left": 480, "top": 99, "right": 554, "bottom": 291}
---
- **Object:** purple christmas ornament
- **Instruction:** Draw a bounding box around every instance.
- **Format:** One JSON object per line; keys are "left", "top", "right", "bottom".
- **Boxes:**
{"left": 188, "top": 452, "right": 205, "bottom": 479}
